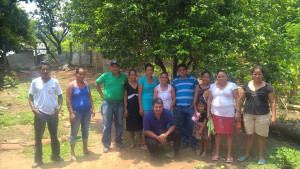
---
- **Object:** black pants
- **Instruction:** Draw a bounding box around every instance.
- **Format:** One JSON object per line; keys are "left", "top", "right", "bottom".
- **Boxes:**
{"left": 34, "top": 112, "right": 60, "bottom": 162}
{"left": 146, "top": 130, "right": 181, "bottom": 155}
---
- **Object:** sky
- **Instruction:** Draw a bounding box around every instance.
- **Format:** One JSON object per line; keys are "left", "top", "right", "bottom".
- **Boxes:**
{"left": 18, "top": 1, "right": 37, "bottom": 14}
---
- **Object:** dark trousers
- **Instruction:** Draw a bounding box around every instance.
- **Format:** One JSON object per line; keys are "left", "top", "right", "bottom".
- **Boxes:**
{"left": 146, "top": 130, "right": 181, "bottom": 155}
{"left": 34, "top": 113, "right": 60, "bottom": 162}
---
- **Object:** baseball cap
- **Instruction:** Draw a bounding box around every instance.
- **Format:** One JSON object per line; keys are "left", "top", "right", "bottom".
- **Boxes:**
{"left": 110, "top": 60, "right": 119, "bottom": 66}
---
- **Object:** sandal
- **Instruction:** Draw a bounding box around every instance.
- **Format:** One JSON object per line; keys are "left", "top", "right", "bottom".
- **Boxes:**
{"left": 226, "top": 157, "right": 234, "bottom": 163}
{"left": 212, "top": 155, "right": 220, "bottom": 161}
{"left": 258, "top": 159, "right": 266, "bottom": 165}
{"left": 237, "top": 156, "right": 247, "bottom": 162}
{"left": 201, "top": 152, "right": 207, "bottom": 158}
{"left": 140, "top": 144, "right": 147, "bottom": 150}
{"left": 70, "top": 156, "right": 76, "bottom": 162}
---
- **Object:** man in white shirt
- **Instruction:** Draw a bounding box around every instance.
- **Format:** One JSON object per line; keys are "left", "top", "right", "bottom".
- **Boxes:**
{"left": 29, "top": 61, "right": 63, "bottom": 168}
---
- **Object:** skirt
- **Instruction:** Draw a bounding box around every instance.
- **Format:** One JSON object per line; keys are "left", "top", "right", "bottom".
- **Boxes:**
{"left": 212, "top": 114, "right": 234, "bottom": 134}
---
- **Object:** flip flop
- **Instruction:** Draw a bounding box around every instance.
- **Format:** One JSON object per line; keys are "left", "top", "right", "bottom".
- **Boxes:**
{"left": 258, "top": 159, "right": 266, "bottom": 165}
{"left": 237, "top": 156, "right": 247, "bottom": 162}
{"left": 226, "top": 157, "right": 234, "bottom": 163}
{"left": 212, "top": 155, "right": 220, "bottom": 161}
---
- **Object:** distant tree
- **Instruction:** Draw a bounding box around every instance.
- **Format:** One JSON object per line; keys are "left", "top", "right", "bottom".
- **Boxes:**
{"left": 0, "top": 0, "right": 35, "bottom": 52}
{"left": 33, "top": 0, "right": 71, "bottom": 61}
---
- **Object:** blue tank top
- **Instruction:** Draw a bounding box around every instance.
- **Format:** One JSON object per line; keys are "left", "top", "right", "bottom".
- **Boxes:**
{"left": 71, "top": 81, "right": 91, "bottom": 111}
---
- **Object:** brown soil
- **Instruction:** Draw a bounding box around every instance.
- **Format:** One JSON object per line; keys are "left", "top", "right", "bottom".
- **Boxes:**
{"left": 0, "top": 69, "right": 299, "bottom": 169}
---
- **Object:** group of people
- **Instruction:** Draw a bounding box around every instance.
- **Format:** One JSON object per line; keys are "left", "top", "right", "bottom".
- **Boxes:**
{"left": 29, "top": 60, "right": 276, "bottom": 168}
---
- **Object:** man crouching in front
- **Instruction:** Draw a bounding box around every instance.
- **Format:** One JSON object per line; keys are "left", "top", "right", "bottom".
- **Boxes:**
{"left": 143, "top": 98, "right": 181, "bottom": 158}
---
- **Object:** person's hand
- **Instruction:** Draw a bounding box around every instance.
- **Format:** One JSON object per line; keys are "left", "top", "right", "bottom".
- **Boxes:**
{"left": 70, "top": 112, "right": 76, "bottom": 122}
{"left": 52, "top": 107, "right": 59, "bottom": 118}
{"left": 124, "top": 109, "right": 129, "bottom": 117}
{"left": 158, "top": 134, "right": 167, "bottom": 144}
{"left": 207, "top": 112, "right": 211, "bottom": 119}
{"left": 91, "top": 109, "right": 95, "bottom": 118}
{"left": 235, "top": 112, "right": 241, "bottom": 122}
{"left": 270, "top": 116, "right": 276, "bottom": 126}
{"left": 32, "top": 108, "right": 42, "bottom": 118}
{"left": 139, "top": 108, "right": 144, "bottom": 117}
{"left": 168, "top": 107, "right": 172, "bottom": 111}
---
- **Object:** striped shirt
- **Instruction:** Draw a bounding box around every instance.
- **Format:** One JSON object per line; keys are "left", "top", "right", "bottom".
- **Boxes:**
{"left": 172, "top": 74, "right": 199, "bottom": 107}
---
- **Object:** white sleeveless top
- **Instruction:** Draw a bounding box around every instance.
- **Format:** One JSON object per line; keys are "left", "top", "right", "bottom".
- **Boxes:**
{"left": 157, "top": 84, "right": 172, "bottom": 109}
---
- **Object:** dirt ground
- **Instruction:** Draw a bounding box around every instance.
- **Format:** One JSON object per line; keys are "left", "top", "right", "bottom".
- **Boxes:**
{"left": 0, "top": 68, "right": 299, "bottom": 169}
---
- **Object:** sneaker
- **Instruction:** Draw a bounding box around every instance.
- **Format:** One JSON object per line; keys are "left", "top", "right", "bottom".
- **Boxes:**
{"left": 166, "top": 152, "right": 175, "bottom": 159}
{"left": 116, "top": 142, "right": 125, "bottom": 148}
{"left": 32, "top": 161, "right": 43, "bottom": 168}
{"left": 51, "top": 156, "right": 64, "bottom": 162}
{"left": 103, "top": 147, "right": 110, "bottom": 153}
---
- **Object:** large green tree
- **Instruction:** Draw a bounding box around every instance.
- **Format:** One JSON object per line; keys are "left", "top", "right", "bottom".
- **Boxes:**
{"left": 71, "top": 0, "right": 299, "bottom": 85}
{"left": 0, "top": 0, "right": 35, "bottom": 52}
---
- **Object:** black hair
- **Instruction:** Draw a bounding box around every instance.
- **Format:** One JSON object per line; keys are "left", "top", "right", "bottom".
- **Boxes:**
{"left": 152, "top": 98, "right": 164, "bottom": 107}
{"left": 217, "top": 70, "right": 228, "bottom": 76}
{"left": 201, "top": 70, "right": 211, "bottom": 78}
{"left": 76, "top": 67, "right": 85, "bottom": 74}
{"left": 128, "top": 69, "right": 137, "bottom": 75}
{"left": 161, "top": 72, "right": 168, "bottom": 76}
{"left": 195, "top": 99, "right": 207, "bottom": 112}
{"left": 39, "top": 60, "right": 51, "bottom": 69}
{"left": 177, "top": 63, "right": 187, "bottom": 70}
{"left": 252, "top": 66, "right": 265, "bottom": 75}
{"left": 145, "top": 63, "right": 154, "bottom": 71}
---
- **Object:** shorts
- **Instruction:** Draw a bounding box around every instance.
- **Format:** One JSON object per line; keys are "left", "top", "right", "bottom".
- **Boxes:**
{"left": 243, "top": 113, "right": 271, "bottom": 137}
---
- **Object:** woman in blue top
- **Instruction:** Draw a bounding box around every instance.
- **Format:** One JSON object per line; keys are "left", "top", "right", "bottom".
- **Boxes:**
{"left": 138, "top": 63, "right": 159, "bottom": 116}
{"left": 66, "top": 67, "right": 95, "bottom": 162}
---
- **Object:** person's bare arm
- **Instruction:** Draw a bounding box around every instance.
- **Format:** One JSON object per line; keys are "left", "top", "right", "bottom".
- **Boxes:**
{"left": 153, "top": 86, "right": 158, "bottom": 100}
{"left": 29, "top": 94, "right": 41, "bottom": 118}
{"left": 193, "top": 86, "right": 199, "bottom": 112}
{"left": 144, "top": 130, "right": 160, "bottom": 142}
{"left": 233, "top": 89, "right": 241, "bottom": 122}
{"left": 206, "top": 91, "right": 212, "bottom": 119}
{"left": 53, "top": 94, "right": 63, "bottom": 118}
{"left": 87, "top": 82, "right": 95, "bottom": 117}
{"left": 269, "top": 92, "right": 276, "bottom": 125}
{"left": 239, "top": 88, "right": 246, "bottom": 111}
{"left": 66, "top": 82, "right": 75, "bottom": 121}
{"left": 138, "top": 84, "right": 144, "bottom": 116}
{"left": 124, "top": 89, "right": 128, "bottom": 117}
{"left": 171, "top": 86, "right": 176, "bottom": 111}
{"left": 94, "top": 81, "right": 104, "bottom": 100}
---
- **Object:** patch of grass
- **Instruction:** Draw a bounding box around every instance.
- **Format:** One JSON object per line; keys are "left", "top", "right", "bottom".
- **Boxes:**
{"left": 245, "top": 146, "right": 300, "bottom": 169}
{"left": 89, "top": 83, "right": 103, "bottom": 112}
{"left": 0, "top": 111, "right": 34, "bottom": 126}
{"left": 20, "top": 137, "right": 97, "bottom": 163}
{"left": 10, "top": 81, "right": 31, "bottom": 103}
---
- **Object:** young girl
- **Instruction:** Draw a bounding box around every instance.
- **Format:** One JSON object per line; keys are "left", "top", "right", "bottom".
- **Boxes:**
{"left": 124, "top": 69, "right": 146, "bottom": 150}
{"left": 192, "top": 100, "right": 208, "bottom": 158}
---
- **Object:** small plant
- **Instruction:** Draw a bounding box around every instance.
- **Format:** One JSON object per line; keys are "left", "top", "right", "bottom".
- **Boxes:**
{"left": 3, "top": 73, "right": 19, "bottom": 87}
{"left": 276, "top": 147, "right": 300, "bottom": 169}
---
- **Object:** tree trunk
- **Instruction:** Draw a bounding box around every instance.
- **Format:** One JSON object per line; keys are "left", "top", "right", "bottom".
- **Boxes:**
{"left": 154, "top": 56, "right": 166, "bottom": 73}
{"left": 172, "top": 57, "right": 178, "bottom": 81}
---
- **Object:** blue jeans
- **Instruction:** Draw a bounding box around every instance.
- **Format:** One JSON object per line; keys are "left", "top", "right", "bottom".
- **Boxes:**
{"left": 100, "top": 100, "right": 124, "bottom": 148}
{"left": 69, "top": 110, "right": 91, "bottom": 144}
{"left": 176, "top": 106, "right": 197, "bottom": 147}
{"left": 34, "top": 112, "right": 60, "bottom": 162}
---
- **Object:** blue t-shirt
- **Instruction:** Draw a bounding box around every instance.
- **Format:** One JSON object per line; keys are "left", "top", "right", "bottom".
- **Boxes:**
{"left": 138, "top": 76, "right": 159, "bottom": 111}
{"left": 143, "top": 109, "right": 176, "bottom": 136}
{"left": 172, "top": 74, "right": 199, "bottom": 107}
{"left": 71, "top": 83, "right": 91, "bottom": 111}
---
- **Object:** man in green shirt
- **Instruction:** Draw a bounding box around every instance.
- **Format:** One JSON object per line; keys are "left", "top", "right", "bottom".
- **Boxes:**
{"left": 95, "top": 60, "right": 128, "bottom": 153}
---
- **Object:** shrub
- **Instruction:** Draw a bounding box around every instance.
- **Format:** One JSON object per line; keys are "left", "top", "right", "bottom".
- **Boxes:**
{"left": 276, "top": 147, "right": 300, "bottom": 169}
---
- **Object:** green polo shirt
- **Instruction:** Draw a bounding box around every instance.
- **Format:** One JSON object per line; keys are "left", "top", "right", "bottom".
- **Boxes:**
{"left": 96, "top": 72, "right": 128, "bottom": 101}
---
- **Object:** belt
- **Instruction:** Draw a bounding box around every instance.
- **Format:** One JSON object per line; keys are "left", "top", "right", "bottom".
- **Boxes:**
{"left": 105, "top": 99, "right": 123, "bottom": 103}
